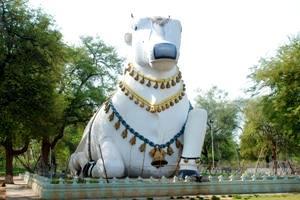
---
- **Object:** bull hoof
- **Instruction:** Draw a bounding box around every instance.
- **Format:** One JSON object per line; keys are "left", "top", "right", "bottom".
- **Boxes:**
{"left": 82, "top": 161, "right": 96, "bottom": 177}
{"left": 178, "top": 170, "right": 202, "bottom": 182}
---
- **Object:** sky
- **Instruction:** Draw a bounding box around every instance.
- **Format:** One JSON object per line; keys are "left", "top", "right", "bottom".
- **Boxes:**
{"left": 29, "top": 0, "right": 300, "bottom": 101}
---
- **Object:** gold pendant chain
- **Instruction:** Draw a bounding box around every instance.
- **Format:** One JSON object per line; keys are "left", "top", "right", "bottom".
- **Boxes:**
{"left": 124, "top": 63, "right": 182, "bottom": 89}
{"left": 119, "top": 81, "right": 186, "bottom": 113}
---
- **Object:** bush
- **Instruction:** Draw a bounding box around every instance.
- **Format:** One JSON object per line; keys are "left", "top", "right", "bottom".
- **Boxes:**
{"left": 211, "top": 195, "right": 220, "bottom": 200}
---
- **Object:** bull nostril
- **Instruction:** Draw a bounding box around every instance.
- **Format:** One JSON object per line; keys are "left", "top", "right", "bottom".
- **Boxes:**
{"left": 153, "top": 43, "right": 177, "bottom": 60}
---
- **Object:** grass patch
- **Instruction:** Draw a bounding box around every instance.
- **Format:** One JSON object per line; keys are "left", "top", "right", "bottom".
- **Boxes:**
{"left": 0, "top": 167, "right": 26, "bottom": 176}
{"left": 233, "top": 194, "right": 300, "bottom": 200}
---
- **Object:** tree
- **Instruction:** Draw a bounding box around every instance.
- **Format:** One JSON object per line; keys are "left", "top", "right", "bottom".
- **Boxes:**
{"left": 195, "top": 87, "right": 241, "bottom": 167}
{"left": 37, "top": 36, "right": 123, "bottom": 175}
{"left": 0, "top": 0, "right": 66, "bottom": 183}
{"left": 240, "top": 99, "right": 285, "bottom": 174}
{"left": 247, "top": 35, "right": 300, "bottom": 166}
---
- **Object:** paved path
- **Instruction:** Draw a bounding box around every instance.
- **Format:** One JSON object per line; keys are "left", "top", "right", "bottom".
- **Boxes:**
{"left": 0, "top": 176, "right": 39, "bottom": 200}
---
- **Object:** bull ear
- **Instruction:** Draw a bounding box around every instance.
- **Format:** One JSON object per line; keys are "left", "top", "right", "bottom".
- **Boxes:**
{"left": 124, "top": 32, "right": 132, "bottom": 46}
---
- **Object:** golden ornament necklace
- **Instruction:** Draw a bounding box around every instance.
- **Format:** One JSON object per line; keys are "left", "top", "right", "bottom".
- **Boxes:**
{"left": 124, "top": 63, "right": 182, "bottom": 89}
{"left": 118, "top": 81, "right": 186, "bottom": 113}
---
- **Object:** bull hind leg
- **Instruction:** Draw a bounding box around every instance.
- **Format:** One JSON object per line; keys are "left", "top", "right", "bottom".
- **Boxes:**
{"left": 179, "top": 108, "right": 207, "bottom": 181}
{"left": 83, "top": 139, "right": 125, "bottom": 178}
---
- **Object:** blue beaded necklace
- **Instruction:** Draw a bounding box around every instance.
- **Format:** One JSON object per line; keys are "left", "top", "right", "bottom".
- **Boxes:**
{"left": 104, "top": 100, "right": 193, "bottom": 167}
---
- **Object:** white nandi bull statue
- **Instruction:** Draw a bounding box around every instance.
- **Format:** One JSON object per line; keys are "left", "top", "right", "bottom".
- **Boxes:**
{"left": 69, "top": 16, "right": 207, "bottom": 180}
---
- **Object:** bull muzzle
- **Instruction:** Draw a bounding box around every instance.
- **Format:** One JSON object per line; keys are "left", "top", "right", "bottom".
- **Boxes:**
{"left": 153, "top": 43, "right": 177, "bottom": 60}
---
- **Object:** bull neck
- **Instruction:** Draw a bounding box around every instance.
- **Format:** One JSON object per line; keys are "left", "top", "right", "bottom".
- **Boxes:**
{"left": 131, "top": 62, "right": 179, "bottom": 80}
{"left": 120, "top": 63, "right": 185, "bottom": 106}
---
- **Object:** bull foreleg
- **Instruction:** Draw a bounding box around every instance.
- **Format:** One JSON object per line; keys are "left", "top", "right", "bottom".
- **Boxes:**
{"left": 179, "top": 108, "right": 207, "bottom": 181}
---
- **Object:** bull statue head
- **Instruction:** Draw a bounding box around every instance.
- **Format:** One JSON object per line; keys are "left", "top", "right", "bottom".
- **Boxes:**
{"left": 124, "top": 16, "right": 182, "bottom": 71}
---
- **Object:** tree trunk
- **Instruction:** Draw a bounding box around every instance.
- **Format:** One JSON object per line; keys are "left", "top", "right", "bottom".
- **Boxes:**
{"left": 272, "top": 143, "right": 277, "bottom": 175}
{"left": 38, "top": 121, "right": 66, "bottom": 176}
{"left": 38, "top": 136, "right": 51, "bottom": 176}
{"left": 4, "top": 138, "right": 14, "bottom": 184}
{"left": 3, "top": 137, "right": 29, "bottom": 184}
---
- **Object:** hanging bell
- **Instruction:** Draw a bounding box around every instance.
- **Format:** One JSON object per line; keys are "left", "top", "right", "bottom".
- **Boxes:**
{"left": 127, "top": 65, "right": 132, "bottom": 71}
{"left": 171, "top": 79, "right": 176, "bottom": 86}
{"left": 134, "top": 98, "right": 139, "bottom": 105}
{"left": 170, "top": 101, "right": 174, "bottom": 107}
{"left": 167, "top": 145, "right": 174, "bottom": 156}
{"left": 176, "top": 76, "right": 180, "bottom": 83}
{"left": 156, "top": 107, "right": 161, "bottom": 112}
{"left": 104, "top": 104, "right": 110, "bottom": 113}
{"left": 178, "top": 71, "right": 182, "bottom": 78}
{"left": 122, "top": 129, "right": 128, "bottom": 138}
{"left": 139, "top": 102, "right": 145, "bottom": 108}
{"left": 129, "top": 70, "right": 134, "bottom": 76}
{"left": 160, "top": 82, "right": 165, "bottom": 89}
{"left": 134, "top": 73, "right": 139, "bottom": 81}
{"left": 150, "top": 106, "right": 156, "bottom": 113}
{"left": 175, "top": 98, "right": 179, "bottom": 103}
{"left": 129, "top": 136, "right": 136, "bottom": 145}
{"left": 129, "top": 94, "right": 134, "bottom": 100}
{"left": 176, "top": 139, "right": 182, "bottom": 149}
{"left": 183, "top": 84, "right": 186, "bottom": 91}
{"left": 108, "top": 112, "right": 114, "bottom": 121}
{"left": 149, "top": 147, "right": 157, "bottom": 157}
{"left": 146, "top": 106, "right": 151, "bottom": 112}
{"left": 165, "top": 103, "right": 170, "bottom": 109}
{"left": 166, "top": 81, "right": 171, "bottom": 88}
{"left": 114, "top": 120, "right": 121, "bottom": 130}
{"left": 104, "top": 101, "right": 109, "bottom": 108}
{"left": 140, "top": 77, "right": 145, "bottom": 84}
{"left": 121, "top": 86, "right": 125, "bottom": 92}
{"left": 146, "top": 80, "right": 151, "bottom": 87}
{"left": 154, "top": 81, "right": 158, "bottom": 89}
{"left": 150, "top": 148, "right": 168, "bottom": 168}
{"left": 139, "top": 143, "right": 146, "bottom": 152}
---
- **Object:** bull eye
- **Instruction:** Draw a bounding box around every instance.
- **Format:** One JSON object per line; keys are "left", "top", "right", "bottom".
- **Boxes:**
{"left": 134, "top": 26, "right": 138, "bottom": 31}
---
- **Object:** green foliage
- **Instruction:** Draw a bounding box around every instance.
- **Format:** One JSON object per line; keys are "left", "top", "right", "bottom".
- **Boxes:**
{"left": 55, "top": 125, "right": 84, "bottom": 171}
{"left": 58, "top": 36, "right": 123, "bottom": 128}
{"left": 0, "top": 0, "right": 67, "bottom": 139}
{"left": 195, "top": 86, "right": 241, "bottom": 164}
{"left": 240, "top": 99, "right": 284, "bottom": 161}
{"left": 245, "top": 35, "right": 300, "bottom": 159}
{"left": 0, "top": 0, "right": 67, "bottom": 181}
{"left": 41, "top": 36, "right": 123, "bottom": 172}
{"left": 211, "top": 196, "right": 220, "bottom": 200}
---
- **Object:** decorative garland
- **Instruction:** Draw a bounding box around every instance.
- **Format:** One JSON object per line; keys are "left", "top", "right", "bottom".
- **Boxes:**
{"left": 119, "top": 81, "right": 186, "bottom": 113}
{"left": 125, "top": 63, "right": 182, "bottom": 89}
{"left": 104, "top": 100, "right": 193, "bottom": 168}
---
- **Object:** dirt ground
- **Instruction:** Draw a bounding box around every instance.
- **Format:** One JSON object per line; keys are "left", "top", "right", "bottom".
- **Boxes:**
{"left": 0, "top": 176, "right": 39, "bottom": 200}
